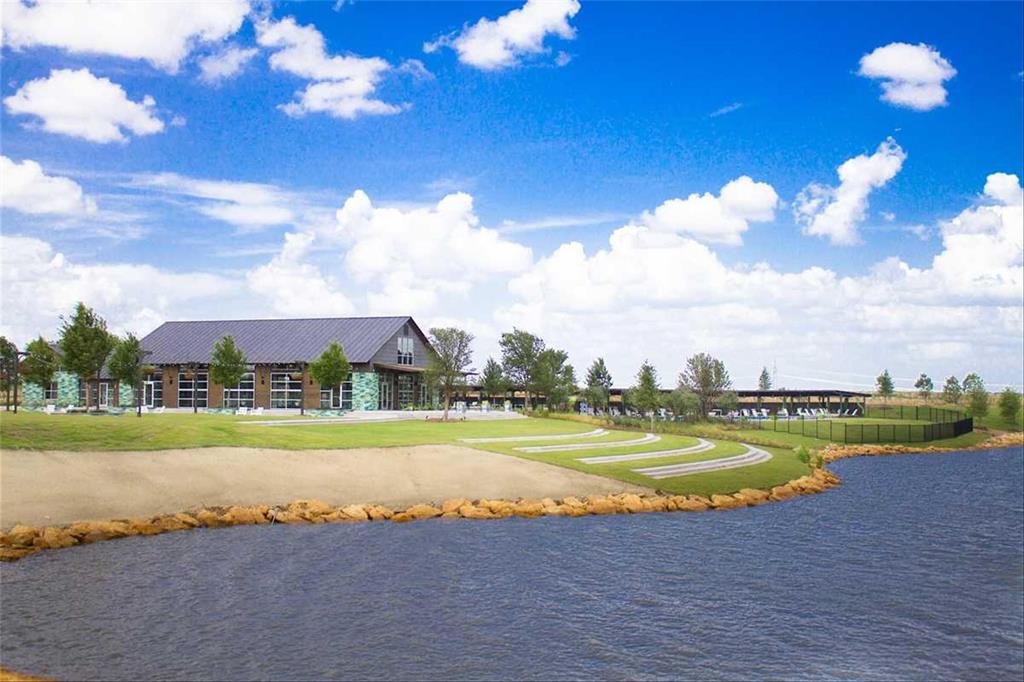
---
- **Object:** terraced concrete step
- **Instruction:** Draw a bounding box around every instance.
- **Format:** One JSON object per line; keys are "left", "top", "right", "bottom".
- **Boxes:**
{"left": 461, "top": 428, "right": 608, "bottom": 443}
{"left": 632, "top": 445, "right": 772, "bottom": 480}
{"left": 516, "top": 433, "right": 660, "bottom": 453}
{"left": 577, "top": 438, "right": 715, "bottom": 464}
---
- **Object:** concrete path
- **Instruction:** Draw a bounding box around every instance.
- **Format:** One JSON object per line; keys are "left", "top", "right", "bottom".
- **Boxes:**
{"left": 461, "top": 428, "right": 607, "bottom": 443}
{"left": 516, "top": 433, "right": 660, "bottom": 453}
{"left": 577, "top": 438, "right": 715, "bottom": 464}
{"left": 631, "top": 444, "right": 772, "bottom": 480}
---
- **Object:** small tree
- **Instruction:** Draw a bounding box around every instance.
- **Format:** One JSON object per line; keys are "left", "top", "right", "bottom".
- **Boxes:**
{"left": 758, "top": 366, "right": 772, "bottom": 391}
{"left": 499, "top": 328, "right": 544, "bottom": 410}
{"left": 875, "top": 369, "right": 894, "bottom": 402}
{"left": 997, "top": 388, "right": 1021, "bottom": 428}
{"left": 426, "top": 327, "right": 474, "bottom": 420}
{"left": 21, "top": 336, "right": 59, "bottom": 401}
{"left": 310, "top": 341, "right": 352, "bottom": 409}
{"left": 942, "top": 376, "right": 962, "bottom": 405}
{"left": 679, "top": 352, "right": 731, "bottom": 420}
{"left": 108, "top": 334, "right": 145, "bottom": 416}
{"left": 664, "top": 388, "right": 699, "bottom": 421}
{"left": 479, "top": 357, "right": 508, "bottom": 405}
{"left": 632, "top": 360, "right": 661, "bottom": 431}
{"left": 531, "top": 348, "right": 574, "bottom": 411}
{"left": 966, "top": 376, "right": 989, "bottom": 418}
{"left": 210, "top": 335, "right": 249, "bottom": 412}
{"left": 914, "top": 373, "right": 933, "bottom": 401}
{"left": 59, "top": 302, "right": 115, "bottom": 412}
{"left": 718, "top": 390, "right": 739, "bottom": 413}
{"left": 0, "top": 337, "right": 17, "bottom": 409}
{"left": 583, "top": 357, "right": 613, "bottom": 413}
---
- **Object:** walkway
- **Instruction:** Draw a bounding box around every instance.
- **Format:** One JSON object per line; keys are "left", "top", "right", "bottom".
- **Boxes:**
{"left": 631, "top": 444, "right": 772, "bottom": 479}
{"left": 516, "top": 433, "right": 660, "bottom": 453}
{"left": 577, "top": 438, "right": 715, "bottom": 464}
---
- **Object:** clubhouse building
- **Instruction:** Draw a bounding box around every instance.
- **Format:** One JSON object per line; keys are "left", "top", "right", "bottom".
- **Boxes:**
{"left": 24, "top": 316, "right": 434, "bottom": 411}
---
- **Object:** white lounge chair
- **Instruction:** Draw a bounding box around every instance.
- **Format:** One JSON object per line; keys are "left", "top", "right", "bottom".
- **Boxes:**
{"left": 44, "top": 404, "right": 56, "bottom": 415}
{"left": 155, "top": 406, "right": 166, "bottom": 414}
{"left": 760, "top": 408, "right": 770, "bottom": 419}
{"left": 237, "top": 406, "right": 249, "bottom": 416}
{"left": 252, "top": 406, "right": 264, "bottom": 416}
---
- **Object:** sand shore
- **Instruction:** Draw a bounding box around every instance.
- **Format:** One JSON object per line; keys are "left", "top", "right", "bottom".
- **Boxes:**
{"left": 0, "top": 445, "right": 651, "bottom": 528}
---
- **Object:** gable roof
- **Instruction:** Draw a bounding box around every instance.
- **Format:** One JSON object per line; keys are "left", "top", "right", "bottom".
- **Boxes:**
{"left": 140, "top": 316, "right": 427, "bottom": 365}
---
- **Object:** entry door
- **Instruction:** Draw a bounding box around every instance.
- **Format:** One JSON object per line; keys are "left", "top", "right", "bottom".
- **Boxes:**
{"left": 144, "top": 382, "right": 156, "bottom": 407}
{"left": 98, "top": 383, "right": 110, "bottom": 408}
{"left": 379, "top": 377, "right": 392, "bottom": 410}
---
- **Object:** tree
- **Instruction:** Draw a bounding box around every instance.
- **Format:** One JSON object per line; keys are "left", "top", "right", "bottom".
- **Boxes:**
{"left": 59, "top": 302, "right": 115, "bottom": 412}
{"left": 21, "top": 336, "right": 59, "bottom": 400}
{"left": 0, "top": 337, "right": 17, "bottom": 409}
{"left": 108, "top": 334, "right": 145, "bottom": 416}
{"left": 632, "top": 360, "right": 661, "bottom": 431}
{"left": 962, "top": 373, "right": 984, "bottom": 393}
{"left": 499, "top": 328, "right": 544, "bottom": 410}
{"left": 426, "top": 327, "right": 474, "bottom": 420}
{"left": 210, "top": 335, "right": 249, "bottom": 411}
{"left": 758, "top": 366, "right": 772, "bottom": 391}
{"left": 310, "top": 341, "right": 352, "bottom": 410}
{"left": 997, "top": 388, "right": 1021, "bottom": 428}
{"left": 718, "top": 390, "right": 739, "bottom": 413}
{"left": 966, "top": 375, "right": 988, "bottom": 418}
{"left": 942, "top": 376, "right": 962, "bottom": 405}
{"left": 679, "top": 352, "right": 731, "bottom": 420}
{"left": 532, "top": 348, "right": 575, "bottom": 411}
{"left": 479, "top": 357, "right": 508, "bottom": 404}
{"left": 914, "top": 373, "right": 934, "bottom": 401}
{"left": 875, "top": 369, "right": 894, "bottom": 401}
{"left": 583, "top": 357, "right": 613, "bottom": 412}
{"left": 664, "top": 388, "right": 699, "bottom": 421}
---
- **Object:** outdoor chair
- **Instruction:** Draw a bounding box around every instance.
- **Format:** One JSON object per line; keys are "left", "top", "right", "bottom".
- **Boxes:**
{"left": 44, "top": 404, "right": 56, "bottom": 415}
{"left": 237, "top": 406, "right": 249, "bottom": 416}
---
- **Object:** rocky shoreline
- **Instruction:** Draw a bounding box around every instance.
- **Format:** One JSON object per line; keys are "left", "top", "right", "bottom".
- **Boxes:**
{"left": 2, "top": 433, "right": 1021, "bottom": 565}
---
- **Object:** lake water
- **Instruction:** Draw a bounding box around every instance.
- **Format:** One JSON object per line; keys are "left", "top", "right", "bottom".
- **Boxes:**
{"left": 2, "top": 447, "right": 1022, "bottom": 681}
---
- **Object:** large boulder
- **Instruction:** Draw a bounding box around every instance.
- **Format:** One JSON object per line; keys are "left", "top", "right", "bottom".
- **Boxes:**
{"left": 458, "top": 504, "right": 497, "bottom": 520}
{"left": 675, "top": 497, "right": 709, "bottom": 512}
{"left": 80, "top": 521, "right": 133, "bottom": 543}
{"left": 736, "top": 488, "right": 770, "bottom": 505}
{"left": 769, "top": 485, "right": 796, "bottom": 501}
{"left": 512, "top": 501, "right": 545, "bottom": 518}
{"left": 35, "top": 527, "right": 77, "bottom": 549}
{"left": 272, "top": 510, "right": 309, "bottom": 524}
{"left": 366, "top": 505, "right": 394, "bottom": 521}
{"left": 618, "top": 494, "right": 646, "bottom": 514}
{"left": 4, "top": 525, "right": 38, "bottom": 548}
{"left": 220, "top": 506, "right": 267, "bottom": 526}
{"left": 585, "top": 496, "right": 618, "bottom": 515}
{"left": 441, "top": 498, "right": 470, "bottom": 514}
{"left": 340, "top": 505, "right": 369, "bottom": 521}
{"left": 393, "top": 503, "right": 442, "bottom": 523}
{"left": 288, "top": 499, "right": 334, "bottom": 522}
{"left": 0, "top": 546, "right": 40, "bottom": 561}
{"left": 152, "top": 515, "right": 192, "bottom": 532}
{"left": 195, "top": 509, "right": 226, "bottom": 528}
{"left": 127, "top": 519, "right": 163, "bottom": 536}
{"left": 709, "top": 494, "right": 744, "bottom": 510}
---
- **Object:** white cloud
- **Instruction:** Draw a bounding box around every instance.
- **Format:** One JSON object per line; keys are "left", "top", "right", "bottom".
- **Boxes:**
{"left": 256, "top": 16, "right": 401, "bottom": 120}
{"left": 641, "top": 176, "right": 779, "bottom": 245}
{"left": 198, "top": 45, "right": 259, "bottom": 84}
{"left": 1, "top": 156, "right": 97, "bottom": 215}
{"left": 3, "top": 68, "right": 165, "bottom": 143}
{"left": 246, "top": 232, "right": 354, "bottom": 317}
{"left": 0, "top": 0, "right": 250, "bottom": 73}
{"left": 499, "top": 173, "right": 1023, "bottom": 389}
{"left": 709, "top": 102, "right": 743, "bottom": 118}
{"left": 0, "top": 234, "right": 235, "bottom": 345}
{"left": 858, "top": 42, "right": 957, "bottom": 111}
{"left": 425, "top": 0, "right": 581, "bottom": 71}
{"left": 794, "top": 137, "right": 906, "bottom": 245}
{"left": 396, "top": 59, "right": 435, "bottom": 81}
{"left": 130, "top": 172, "right": 295, "bottom": 231}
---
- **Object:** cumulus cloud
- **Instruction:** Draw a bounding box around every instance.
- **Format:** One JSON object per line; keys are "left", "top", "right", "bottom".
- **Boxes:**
{"left": 425, "top": 0, "right": 581, "bottom": 71}
{"left": 858, "top": 42, "right": 957, "bottom": 111}
{"left": 246, "top": 232, "right": 354, "bottom": 317}
{"left": 198, "top": 45, "right": 259, "bottom": 84}
{"left": 794, "top": 138, "right": 906, "bottom": 245}
{"left": 1, "top": 156, "right": 97, "bottom": 215}
{"left": 0, "top": 234, "right": 235, "bottom": 345}
{"left": 641, "top": 176, "right": 779, "bottom": 245}
{"left": 0, "top": 0, "right": 250, "bottom": 73}
{"left": 499, "top": 173, "right": 1023, "bottom": 389}
{"left": 130, "top": 172, "right": 295, "bottom": 231}
{"left": 256, "top": 16, "right": 402, "bottom": 120}
{"left": 3, "top": 69, "right": 166, "bottom": 143}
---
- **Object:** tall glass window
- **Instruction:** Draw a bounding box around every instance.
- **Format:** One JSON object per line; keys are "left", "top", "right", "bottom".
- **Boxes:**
{"left": 144, "top": 372, "right": 163, "bottom": 407}
{"left": 397, "top": 374, "right": 414, "bottom": 408}
{"left": 397, "top": 336, "right": 413, "bottom": 365}
{"left": 178, "top": 371, "right": 208, "bottom": 408}
{"left": 271, "top": 372, "right": 303, "bottom": 408}
{"left": 319, "top": 377, "right": 353, "bottom": 410}
{"left": 223, "top": 372, "right": 255, "bottom": 408}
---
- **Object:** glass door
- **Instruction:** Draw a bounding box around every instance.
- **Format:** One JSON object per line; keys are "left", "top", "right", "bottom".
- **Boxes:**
{"left": 379, "top": 375, "right": 392, "bottom": 410}
{"left": 98, "top": 383, "right": 110, "bottom": 408}
{"left": 144, "top": 382, "right": 156, "bottom": 407}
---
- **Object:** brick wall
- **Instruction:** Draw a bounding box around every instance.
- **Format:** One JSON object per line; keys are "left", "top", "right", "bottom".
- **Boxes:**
{"left": 254, "top": 365, "right": 271, "bottom": 408}
{"left": 162, "top": 365, "right": 179, "bottom": 408}
{"left": 302, "top": 365, "right": 321, "bottom": 410}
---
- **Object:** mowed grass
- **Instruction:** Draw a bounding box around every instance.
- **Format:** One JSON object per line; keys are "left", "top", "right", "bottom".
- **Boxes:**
{"left": 473, "top": 433, "right": 811, "bottom": 497}
{"left": 0, "top": 412, "right": 596, "bottom": 451}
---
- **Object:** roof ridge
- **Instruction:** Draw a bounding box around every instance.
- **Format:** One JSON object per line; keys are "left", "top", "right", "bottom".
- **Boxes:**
{"left": 159, "top": 315, "right": 410, "bottom": 324}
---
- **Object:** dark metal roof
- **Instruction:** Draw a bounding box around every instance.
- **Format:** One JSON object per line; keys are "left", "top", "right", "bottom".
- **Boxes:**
{"left": 140, "top": 316, "right": 424, "bottom": 365}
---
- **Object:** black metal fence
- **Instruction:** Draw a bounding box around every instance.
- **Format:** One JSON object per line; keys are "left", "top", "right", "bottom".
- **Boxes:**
{"left": 744, "top": 410, "right": 973, "bottom": 444}
{"left": 864, "top": 404, "right": 964, "bottom": 423}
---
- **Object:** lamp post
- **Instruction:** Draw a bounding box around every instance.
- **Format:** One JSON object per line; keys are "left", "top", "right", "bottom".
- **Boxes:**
{"left": 136, "top": 349, "right": 152, "bottom": 418}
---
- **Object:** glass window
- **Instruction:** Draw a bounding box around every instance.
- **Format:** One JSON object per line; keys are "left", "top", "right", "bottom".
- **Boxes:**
{"left": 44, "top": 381, "right": 59, "bottom": 401}
{"left": 178, "top": 371, "right": 208, "bottom": 408}
{"left": 319, "top": 377, "right": 353, "bottom": 410}
{"left": 397, "top": 336, "right": 413, "bottom": 365}
{"left": 223, "top": 371, "right": 255, "bottom": 408}
{"left": 271, "top": 371, "right": 303, "bottom": 408}
{"left": 397, "top": 374, "right": 414, "bottom": 409}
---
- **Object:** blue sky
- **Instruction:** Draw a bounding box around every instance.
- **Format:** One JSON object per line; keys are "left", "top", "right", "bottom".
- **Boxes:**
{"left": 2, "top": 1, "right": 1022, "bottom": 389}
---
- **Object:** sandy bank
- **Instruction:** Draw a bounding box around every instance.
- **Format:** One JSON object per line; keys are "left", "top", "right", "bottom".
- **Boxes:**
{"left": 0, "top": 445, "right": 651, "bottom": 528}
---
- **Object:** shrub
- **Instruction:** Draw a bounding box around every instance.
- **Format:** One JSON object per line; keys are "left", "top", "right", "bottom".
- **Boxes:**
{"left": 998, "top": 388, "right": 1021, "bottom": 428}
